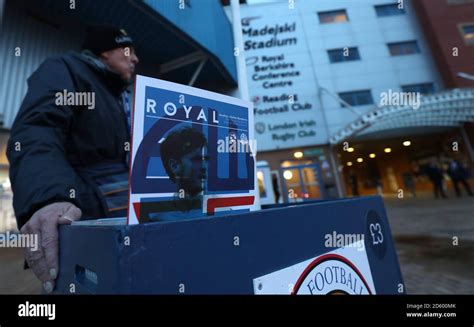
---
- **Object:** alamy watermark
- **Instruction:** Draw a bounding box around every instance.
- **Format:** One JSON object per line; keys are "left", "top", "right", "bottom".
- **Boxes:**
{"left": 0, "top": 231, "right": 38, "bottom": 251}
{"left": 379, "top": 89, "right": 421, "bottom": 110}
{"left": 18, "top": 301, "right": 55, "bottom": 320}
{"left": 217, "top": 134, "right": 257, "bottom": 156}
{"left": 324, "top": 231, "right": 365, "bottom": 251}
{"left": 55, "top": 89, "right": 95, "bottom": 109}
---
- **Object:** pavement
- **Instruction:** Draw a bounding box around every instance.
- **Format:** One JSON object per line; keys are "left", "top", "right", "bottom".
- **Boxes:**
{"left": 384, "top": 193, "right": 474, "bottom": 294}
{"left": 0, "top": 247, "right": 41, "bottom": 294}
{"left": 0, "top": 192, "right": 472, "bottom": 294}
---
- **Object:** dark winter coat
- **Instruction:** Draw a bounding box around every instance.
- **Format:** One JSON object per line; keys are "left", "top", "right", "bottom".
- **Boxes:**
{"left": 7, "top": 51, "right": 130, "bottom": 228}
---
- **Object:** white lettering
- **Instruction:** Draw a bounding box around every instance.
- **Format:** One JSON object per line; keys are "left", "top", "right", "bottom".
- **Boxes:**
{"left": 18, "top": 301, "right": 55, "bottom": 320}
{"left": 147, "top": 99, "right": 157, "bottom": 113}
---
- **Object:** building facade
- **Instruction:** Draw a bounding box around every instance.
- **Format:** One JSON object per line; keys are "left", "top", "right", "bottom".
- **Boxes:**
{"left": 241, "top": 0, "right": 473, "bottom": 201}
{"left": 412, "top": 0, "right": 474, "bottom": 88}
{"left": 412, "top": 0, "right": 474, "bottom": 174}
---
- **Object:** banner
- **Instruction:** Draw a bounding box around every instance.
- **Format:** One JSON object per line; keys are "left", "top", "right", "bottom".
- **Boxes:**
{"left": 127, "top": 75, "right": 258, "bottom": 224}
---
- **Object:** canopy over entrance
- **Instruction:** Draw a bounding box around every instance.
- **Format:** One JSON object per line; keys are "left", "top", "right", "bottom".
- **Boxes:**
{"left": 329, "top": 88, "right": 474, "bottom": 144}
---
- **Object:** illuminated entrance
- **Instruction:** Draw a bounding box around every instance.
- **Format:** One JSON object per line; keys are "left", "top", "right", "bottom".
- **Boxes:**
{"left": 330, "top": 88, "right": 474, "bottom": 197}
{"left": 280, "top": 163, "right": 325, "bottom": 202}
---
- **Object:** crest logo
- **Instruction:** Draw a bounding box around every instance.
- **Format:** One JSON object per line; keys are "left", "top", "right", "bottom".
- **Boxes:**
{"left": 292, "top": 254, "right": 373, "bottom": 295}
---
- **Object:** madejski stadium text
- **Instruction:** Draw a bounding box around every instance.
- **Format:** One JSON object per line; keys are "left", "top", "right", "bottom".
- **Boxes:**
{"left": 243, "top": 23, "right": 297, "bottom": 50}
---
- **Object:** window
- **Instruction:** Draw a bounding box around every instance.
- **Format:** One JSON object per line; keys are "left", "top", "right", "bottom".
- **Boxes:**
{"left": 328, "top": 47, "right": 361, "bottom": 63}
{"left": 388, "top": 41, "right": 420, "bottom": 56}
{"left": 459, "top": 23, "right": 474, "bottom": 45}
{"left": 338, "top": 90, "right": 374, "bottom": 107}
{"left": 401, "top": 83, "right": 435, "bottom": 95}
{"left": 318, "top": 10, "right": 349, "bottom": 24}
{"left": 375, "top": 4, "right": 406, "bottom": 17}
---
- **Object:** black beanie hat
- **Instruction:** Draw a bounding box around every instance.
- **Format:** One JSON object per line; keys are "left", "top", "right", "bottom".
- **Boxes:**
{"left": 82, "top": 25, "right": 134, "bottom": 56}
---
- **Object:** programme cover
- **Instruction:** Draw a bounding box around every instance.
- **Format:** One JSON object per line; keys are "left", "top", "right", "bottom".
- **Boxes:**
{"left": 127, "top": 75, "right": 258, "bottom": 224}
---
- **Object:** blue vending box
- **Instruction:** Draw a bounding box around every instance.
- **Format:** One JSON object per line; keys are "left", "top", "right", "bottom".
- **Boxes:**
{"left": 55, "top": 196, "right": 404, "bottom": 295}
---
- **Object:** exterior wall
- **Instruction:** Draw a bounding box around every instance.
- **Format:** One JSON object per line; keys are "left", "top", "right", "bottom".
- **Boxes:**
{"left": 412, "top": 0, "right": 474, "bottom": 88}
{"left": 240, "top": 0, "right": 443, "bottom": 152}
{"left": 313, "top": 0, "right": 443, "bottom": 136}
{"left": 0, "top": 0, "right": 84, "bottom": 128}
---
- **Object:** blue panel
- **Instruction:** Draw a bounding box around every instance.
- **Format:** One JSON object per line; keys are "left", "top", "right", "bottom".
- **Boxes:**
{"left": 144, "top": 0, "right": 237, "bottom": 82}
{"left": 55, "top": 196, "right": 404, "bottom": 294}
{"left": 34, "top": 0, "right": 236, "bottom": 86}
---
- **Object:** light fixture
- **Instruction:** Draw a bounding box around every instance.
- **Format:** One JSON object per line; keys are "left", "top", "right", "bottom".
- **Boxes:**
{"left": 347, "top": 161, "right": 353, "bottom": 166}
{"left": 283, "top": 170, "right": 293, "bottom": 180}
{"left": 257, "top": 171, "right": 264, "bottom": 181}
{"left": 403, "top": 140, "right": 411, "bottom": 147}
{"left": 347, "top": 147, "right": 354, "bottom": 153}
{"left": 357, "top": 158, "right": 363, "bottom": 163}
{"left": 384, "top": 148, "right": 392, "bottom": 153}
{"left": 369, "top": 153, "right": 376, "bottom": 158}
{"left": 294, "top": 151, "right": 304, "bottom": 159}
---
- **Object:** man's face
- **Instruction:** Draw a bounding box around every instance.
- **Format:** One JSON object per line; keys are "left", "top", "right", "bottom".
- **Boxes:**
{"left": 100, "top": 46, "right": 139, "bottom": 82}
{"left": 171, "top": 146, "right": 209, "bottom": 196}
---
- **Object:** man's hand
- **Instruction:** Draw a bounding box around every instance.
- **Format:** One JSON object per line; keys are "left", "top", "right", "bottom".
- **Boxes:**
{"left": 20, "top": 202, "right": 82, "bottom": 293}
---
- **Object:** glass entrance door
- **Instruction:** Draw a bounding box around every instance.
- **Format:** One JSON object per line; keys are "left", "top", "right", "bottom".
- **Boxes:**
{"left": 280, "top": 164, "right": 325, "bottom": 202}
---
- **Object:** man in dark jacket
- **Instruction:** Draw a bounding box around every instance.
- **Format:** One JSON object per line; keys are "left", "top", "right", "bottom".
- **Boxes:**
{"left": 424, "top": 161, "right": 447, "bottom": 199}
{"left": 6, "top": 25, "right": 139, "bottom": 292}
{"left": 447, "top": 159, "right": 473, "bottom": 197}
